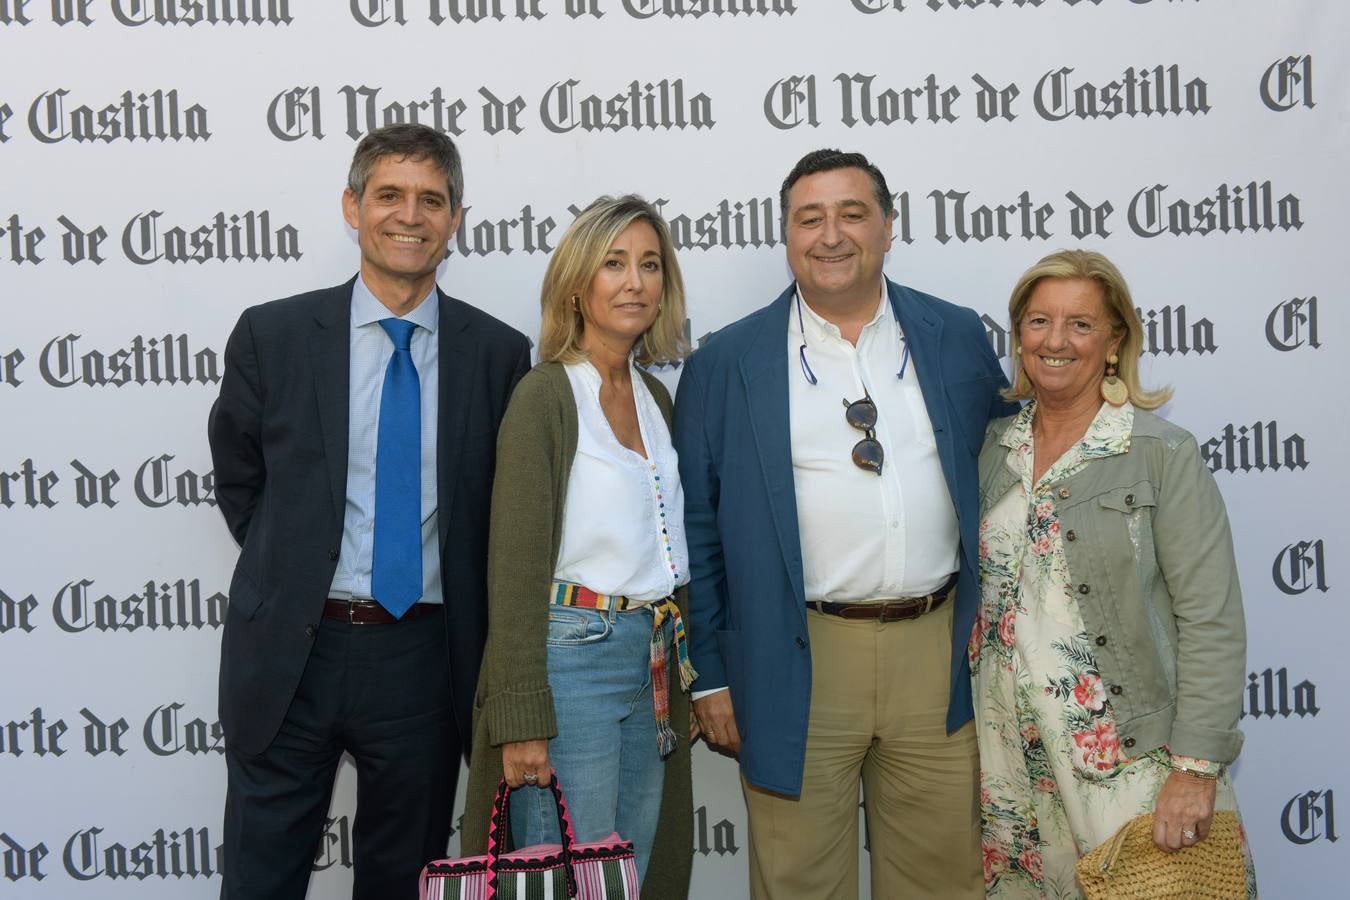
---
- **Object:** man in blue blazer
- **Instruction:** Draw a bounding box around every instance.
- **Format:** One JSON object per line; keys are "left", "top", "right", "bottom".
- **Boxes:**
{"left": 208, "top": 125, "right": 530, "bottom": 899}
{"left": 675, "top": 149, "right": 1015, "bottom": 898}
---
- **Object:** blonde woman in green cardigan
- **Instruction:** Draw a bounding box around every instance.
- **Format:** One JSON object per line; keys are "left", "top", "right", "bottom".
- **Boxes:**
{"left": 462, "top": 195, "right": 697, "bottom": 896}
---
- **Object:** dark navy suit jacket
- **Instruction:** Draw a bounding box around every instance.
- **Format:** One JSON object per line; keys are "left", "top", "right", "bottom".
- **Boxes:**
{"left": 208, "top": 277, "right": 530, "bottom": 756}
{"left": 673, "top": 279, "right": 1015, "bottom": 796}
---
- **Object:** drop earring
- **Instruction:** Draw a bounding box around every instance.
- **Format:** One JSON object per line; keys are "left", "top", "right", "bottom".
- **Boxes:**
{"left": 1101, "top": 353, "right": 1128, "bottom": 406}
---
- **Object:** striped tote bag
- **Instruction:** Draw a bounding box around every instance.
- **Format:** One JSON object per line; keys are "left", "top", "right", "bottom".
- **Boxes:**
{"left": 420, "top": 774, "right": 639, "bottom": 900}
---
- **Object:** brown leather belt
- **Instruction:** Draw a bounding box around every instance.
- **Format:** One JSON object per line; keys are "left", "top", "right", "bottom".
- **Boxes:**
{"left": 322, "top": 599, "right": 442, "bottom": 625}
{"left": 811, "top": 574, "right": 957, "bottom": 623}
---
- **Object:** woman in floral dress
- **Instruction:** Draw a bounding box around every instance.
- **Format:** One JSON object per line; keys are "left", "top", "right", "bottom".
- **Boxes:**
{"left": 970, "top": 250, "right": 1256, "bottom": 897}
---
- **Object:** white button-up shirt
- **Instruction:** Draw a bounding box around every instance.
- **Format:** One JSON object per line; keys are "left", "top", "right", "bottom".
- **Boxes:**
{"left": 552, "top": 360, "right": 690, "bottom": 603}
{"left": 789, "top": 284, "right": 959, "bottom": 603}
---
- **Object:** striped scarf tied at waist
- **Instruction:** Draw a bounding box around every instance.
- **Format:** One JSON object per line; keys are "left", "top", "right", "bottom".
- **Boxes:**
{"left": 551, "top": 582, "right": 698, "bottom": 758}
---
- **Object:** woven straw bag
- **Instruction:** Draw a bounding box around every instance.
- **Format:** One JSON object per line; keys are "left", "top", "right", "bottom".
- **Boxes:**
{"left": 1076, "top": 811, "right": 1246, "bottom": 899}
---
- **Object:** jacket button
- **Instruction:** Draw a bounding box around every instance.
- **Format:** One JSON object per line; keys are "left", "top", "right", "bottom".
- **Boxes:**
{"left": 1066, "top": 530, "right": 1077, "bottom": 542}
{"left": 795, "top": 636, "right": 806, "bottom": 648}
{"left": 1058, "top": 487, "right": 1070, "bottom": 499}
{"left": 1110, "top": 685, "right": 1123, "bottom": 695}
{"left": 305, "top": 624, "right": 317, "bottom": 639}
{"left": 1123, "top": 738, "right": 1136, "bottom": 749}
{"left": 1095, "top": 635, "right": 1107, "bottom": 646}
{"left": 328, "top": 549, "right": 339, "bottom": 560}
{"left": 1124, "top": 493, "right": 1135, "bottom": 505}
{"left": 1078, "top": 583, "right": 1090, "bottom": 595}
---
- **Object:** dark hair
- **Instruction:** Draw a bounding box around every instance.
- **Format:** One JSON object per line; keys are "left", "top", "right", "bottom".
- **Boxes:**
{"left": 347, "top": 124, "right": 464, "bottom": 213}
{"left": 779, "top": 148, "right": 894, "bottom": 227}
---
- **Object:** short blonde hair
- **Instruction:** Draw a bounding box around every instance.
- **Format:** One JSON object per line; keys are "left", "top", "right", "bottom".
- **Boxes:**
{"left": 538, "top": 195, "right": 689, "bottom": 367}
{"left": 1005, "top": 249, "right": 1172, "bottom": 410}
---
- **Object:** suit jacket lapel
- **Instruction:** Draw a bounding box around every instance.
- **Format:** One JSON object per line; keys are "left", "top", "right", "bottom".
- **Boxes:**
{"left": 888, "top": 279, "right": 967, "bottom": 562}
{"left": 436, "top": 289, "right": 478, "bottom": 552}
{"left": 309, "top": 280, "right": 354, "bottom": 522}
{"left": 739, "top": 286, "right": 807, "bottom": 609}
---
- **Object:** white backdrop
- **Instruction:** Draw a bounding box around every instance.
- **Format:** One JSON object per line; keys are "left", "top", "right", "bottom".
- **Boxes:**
{"left": 1, "top": 1, "right": 1346, "bottom": 896}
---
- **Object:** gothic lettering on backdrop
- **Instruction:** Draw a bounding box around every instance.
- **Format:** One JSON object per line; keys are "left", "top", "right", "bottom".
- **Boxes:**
{"left": 2, "top": 1, "right": 1345, "bottom": 896}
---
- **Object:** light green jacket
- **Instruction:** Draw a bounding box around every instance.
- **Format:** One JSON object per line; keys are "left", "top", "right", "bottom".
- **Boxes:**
{"left": 978, "top": 407, "right": 1246, "bottom": 763}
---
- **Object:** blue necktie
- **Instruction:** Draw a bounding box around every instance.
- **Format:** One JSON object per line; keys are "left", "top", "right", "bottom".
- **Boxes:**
{"left": 372, "top": 318, "right": 422, "bottom": 619}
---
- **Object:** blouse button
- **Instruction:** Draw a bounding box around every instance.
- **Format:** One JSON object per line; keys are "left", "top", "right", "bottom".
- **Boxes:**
{"left": 1095, "top": 635, "right": 1108, "bottom": 646}
{"left": 1123, "top": 738, "right": 1137, "bottom": 749}
{"left": 1110, "top": 685, "right": 1123, "bottom": 696}
{"left": 1077, "top": 583, "right": 1090, "bottom": 595}
{"left": 1124, "top": 493, "right": 1135, "bottom": 505}
{"left": 1058, "top": 487, "right": 1070, "bottom": 499}
{"left": 1065, "top": 530, "right": 1077, "bottom": 542}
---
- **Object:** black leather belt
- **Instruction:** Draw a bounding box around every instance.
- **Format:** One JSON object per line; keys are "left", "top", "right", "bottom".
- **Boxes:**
{"left": 811, "top": 574, "right": 957, "bottom": 623}
{"left": 322, "top": 599, "right": 442, "bottom": 625}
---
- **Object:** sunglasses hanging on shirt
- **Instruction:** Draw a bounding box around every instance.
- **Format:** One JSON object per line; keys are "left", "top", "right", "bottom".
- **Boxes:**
{"left": 795, "top": 291, "right": 908, "bottom": 476}
{"left": 842, "top": 392, "right": 884, "bottom": 476}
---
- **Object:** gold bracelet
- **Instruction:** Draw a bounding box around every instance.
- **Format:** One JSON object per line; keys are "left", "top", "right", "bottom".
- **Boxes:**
{"left": 1170, "top": 762, "right": 1220, "bottom": 780}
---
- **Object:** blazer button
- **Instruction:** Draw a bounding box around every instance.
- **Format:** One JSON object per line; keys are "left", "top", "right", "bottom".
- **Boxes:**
{"left": 1078, "top": 583, "right": 1090, "bottom": 595}
{"left": 1095, "top": 635, "right": 1108, "bottom": 646}
{"left": 1124, "top": 493, "right": 1135, "bottom": 505}
{"left": 305, "top": 624, "right": 317, "bottom": 639}
{"left": 1123, "top": 738, "right": 1136, "bottom": 749}
{"left": 328, "top": 549, "right": 339, "bottom": 560}
{"left": 1066, "top": 530, "right": 1077, "bottom": 542}
{"left": 1110, "top": 685, "right": 1123, "bottom": 696}
{"left": 1058, "top": 487, "right": 1070, "bottom": 499}
{"left": 795, "top": 636, "right": 806, "bottom": 648}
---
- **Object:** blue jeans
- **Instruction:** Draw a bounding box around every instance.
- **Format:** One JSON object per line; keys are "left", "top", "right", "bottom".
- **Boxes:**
{"left": 510, "top": 604, "right": 666, "bottom": 883}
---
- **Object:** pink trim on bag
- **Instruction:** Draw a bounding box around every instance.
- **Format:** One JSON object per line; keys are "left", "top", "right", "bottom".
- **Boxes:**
{"left": 418, "top": 772, "right": 638, "bottom": 900}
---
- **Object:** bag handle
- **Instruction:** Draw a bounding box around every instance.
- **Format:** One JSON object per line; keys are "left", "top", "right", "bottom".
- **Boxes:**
{"left": 485, "top": 771, "right": 579, "bottom": 899}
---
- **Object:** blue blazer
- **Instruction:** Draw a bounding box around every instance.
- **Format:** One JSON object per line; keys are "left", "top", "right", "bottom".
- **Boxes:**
{"left": 673, "top": 279, "right": 1016, "bottom": 795}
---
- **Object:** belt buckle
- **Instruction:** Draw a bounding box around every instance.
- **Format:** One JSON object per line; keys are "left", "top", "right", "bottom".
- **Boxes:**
{"left": 347, "top": 601, "right": 360, "bottom": 625}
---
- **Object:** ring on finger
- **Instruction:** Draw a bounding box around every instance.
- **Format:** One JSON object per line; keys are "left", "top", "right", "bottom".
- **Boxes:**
{"left": 1182, "top": 828, "right": 1197, "bottom": 841}
{"left": 523, "top": 772, "right": 539, "bottom": 785}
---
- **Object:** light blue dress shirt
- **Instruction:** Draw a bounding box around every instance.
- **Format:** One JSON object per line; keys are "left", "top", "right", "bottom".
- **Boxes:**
{"left": 327, "top": 276, "right": 443, "bottom": 605}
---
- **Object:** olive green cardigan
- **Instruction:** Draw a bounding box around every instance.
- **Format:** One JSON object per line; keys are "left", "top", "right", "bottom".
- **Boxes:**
{"left": 461, "top": 362, "right": 694, "bottom": 898}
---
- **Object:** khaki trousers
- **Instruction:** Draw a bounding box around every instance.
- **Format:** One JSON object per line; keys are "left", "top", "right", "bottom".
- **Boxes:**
{"left": 743, "top": 601, "right": 982, "bottom": 899}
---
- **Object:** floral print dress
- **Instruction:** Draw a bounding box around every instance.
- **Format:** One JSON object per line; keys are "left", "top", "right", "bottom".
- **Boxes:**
{"left": 970, "top": 401, "right": 1254, "bottom": 898}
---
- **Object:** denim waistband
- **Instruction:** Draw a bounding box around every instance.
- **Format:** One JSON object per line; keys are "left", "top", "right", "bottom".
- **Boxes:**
{"left": 550, "top": 582, "right": 697, "bottom": 758}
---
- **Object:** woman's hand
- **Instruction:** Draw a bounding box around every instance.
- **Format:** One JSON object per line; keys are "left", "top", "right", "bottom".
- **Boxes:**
{"left": 1152, "top": 769, "right": 1217, "bottom": 852}
{"left": 502, "top": 740, "right": 551, "bottom": 788}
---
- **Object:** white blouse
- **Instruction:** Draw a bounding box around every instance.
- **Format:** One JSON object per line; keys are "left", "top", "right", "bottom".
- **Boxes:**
{"left": 551, "top": 361, "right": 690, "bottom": 604}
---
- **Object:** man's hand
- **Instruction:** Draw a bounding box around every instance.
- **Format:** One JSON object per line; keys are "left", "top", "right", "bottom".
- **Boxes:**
{"left": 1152, "top": 769, "right": 1217, "bottom": 852}
{"left": 693, "top": 690, "right": 741, "bottom": 757}
{"left": 502, "top": 740, "right": 551, "bottom": 788}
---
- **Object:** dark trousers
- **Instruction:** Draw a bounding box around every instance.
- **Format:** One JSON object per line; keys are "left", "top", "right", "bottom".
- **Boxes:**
{"left": 221, "top": 607, "right": 460, "bottom": 900}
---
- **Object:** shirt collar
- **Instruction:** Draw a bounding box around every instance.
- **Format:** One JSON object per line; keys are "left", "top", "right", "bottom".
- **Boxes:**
{"left": 1002, "top": 399, "right": 1135, "bottom": 459}
{"left": 351, "top": 275, "right": 439, "bottom": 333}
{"left": 794, "top": 281, "right": 890, "bottom": 342}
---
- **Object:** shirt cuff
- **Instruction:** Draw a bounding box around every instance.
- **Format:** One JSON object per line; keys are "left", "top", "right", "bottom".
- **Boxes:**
{"left": 1169, "top": 753, "right": 1223, "bottom": 777}
{"left": 692, "top": 686, "right": 730, "bottom": 701}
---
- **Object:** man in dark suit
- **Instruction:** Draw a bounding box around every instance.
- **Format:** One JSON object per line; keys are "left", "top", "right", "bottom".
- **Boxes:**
{"left": 208, "top": 124, "right": 530, "bottom": 899}
{"left": 675, "top": 149, "right": 1016, "bottom": 897}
